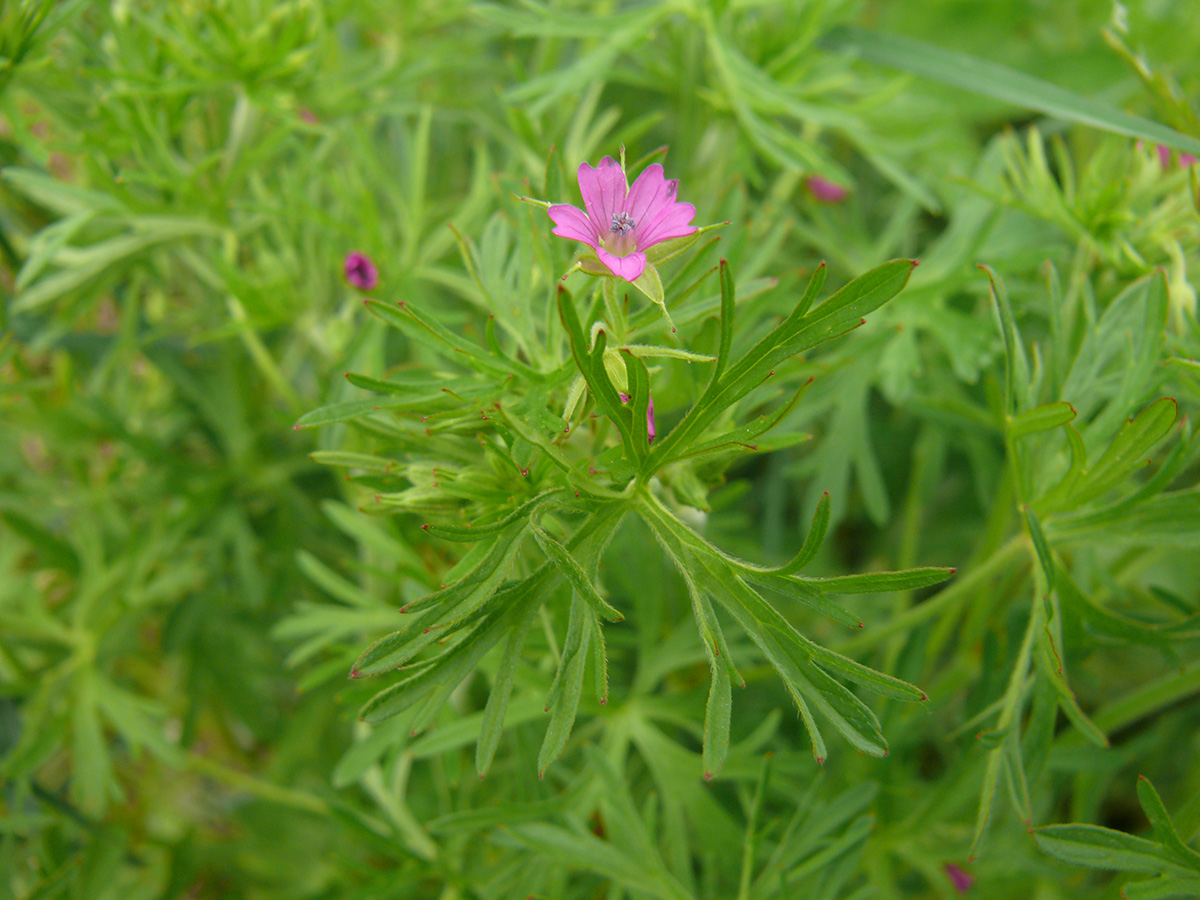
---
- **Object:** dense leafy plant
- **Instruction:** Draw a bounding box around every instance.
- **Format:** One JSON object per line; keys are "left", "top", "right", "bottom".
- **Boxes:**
{"left": 295, "top": 152, "right": 953, "bottom": 779}
{"left": 2, "top": 2, "right": 1199, "bottom": 899}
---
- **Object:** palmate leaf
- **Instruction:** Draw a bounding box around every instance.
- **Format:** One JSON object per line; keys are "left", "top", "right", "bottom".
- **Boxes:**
{"left": 364, "top": 297, "right": 531, "bottom": 380}
{"left": 354, "top": 497, "right": 627, "bottom": 775}
{"left": 647, "top": 257, "right": 916, "bottom": 473}
{"left": 351, "top": 520, "right": 530, "bottom": 677}
{"left": 1039, "top": 398, "right": 1180, "bottom": 517}
{"left": 638, "top": 491, "right": 934, "bottom": 764}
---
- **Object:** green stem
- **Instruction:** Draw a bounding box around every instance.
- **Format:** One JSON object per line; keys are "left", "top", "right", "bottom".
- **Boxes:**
{"left": 226, "top": 293, "right": 302, "bottom": 412}
{"left": 186, "top": 752, "right": 329, "bottom": 817}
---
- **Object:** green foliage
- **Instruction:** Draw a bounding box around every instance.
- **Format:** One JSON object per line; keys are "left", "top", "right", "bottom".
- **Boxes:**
{"left": 3, "top": 1, "right": 1200, "bottom": 898}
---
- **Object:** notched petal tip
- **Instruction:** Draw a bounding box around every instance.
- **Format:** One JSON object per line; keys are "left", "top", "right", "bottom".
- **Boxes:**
{"left": 596, "top": 247, "right": 647, "bottom": 282}
{"left": 548, "top": 203, "right": 601, "bottom": 247}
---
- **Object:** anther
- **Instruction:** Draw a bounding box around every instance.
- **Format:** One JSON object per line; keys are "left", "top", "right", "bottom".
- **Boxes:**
{"left": 610, "top": 211, "right": 636, "bottom": 236}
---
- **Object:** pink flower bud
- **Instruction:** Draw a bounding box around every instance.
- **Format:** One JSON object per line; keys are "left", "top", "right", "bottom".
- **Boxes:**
{"left": 805, "top": 175, "right": 849, "bottom": 204}
{"left": 944, "top": 863, "right": 974, "bottom": 894}
{"left": 344, "top": 252, "right": 379, "bottom": 291}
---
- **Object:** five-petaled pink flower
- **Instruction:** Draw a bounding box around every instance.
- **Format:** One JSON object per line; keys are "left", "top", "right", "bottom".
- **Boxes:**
{"left": 549, "top": 157, "right": 697, "bottom": 283}
{"left": 344, "top": 251, "right": 378, "bottom": 290}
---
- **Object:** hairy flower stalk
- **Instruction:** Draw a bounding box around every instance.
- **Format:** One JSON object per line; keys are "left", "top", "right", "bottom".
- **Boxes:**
{"left": 548, "top": 156, "right": 697, "bottom": 282}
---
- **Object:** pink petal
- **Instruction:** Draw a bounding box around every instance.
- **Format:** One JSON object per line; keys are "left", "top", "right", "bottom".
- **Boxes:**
{"left": 805, "top": 175, "right": 849, "bottom": 203}
{"left": 344, "top": 251, "right": 379, "bottom": 290}
{"left": 1157, "top": 143, "right": 1172, "bottom": 169}
{"left": 944, "top": 863, "right": 974, "bottom": 894}
{"left": 548, "top": 204, "right": 600, "bottom": 247}
{"left": 1182, "top": 152, "right": 1198, "bottom": 167}
{"left": 626, "top": 164, "right": 674, "bottom": 224}
{"left": 596, "top": 246, "right": 646, "bottom": 282}
{"left": 636, "top": 202, "right": 697, "bottom": 248}
{"left": 578, "top": 157, "right": 628, "bottom": 237}
{"left": 647, "top": 393, "right": 656, "bottom": 443}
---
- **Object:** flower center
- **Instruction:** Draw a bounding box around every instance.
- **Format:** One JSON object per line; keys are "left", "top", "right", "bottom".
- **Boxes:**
{"left": 610, "top": 211, "right": 636, "bottom": 237}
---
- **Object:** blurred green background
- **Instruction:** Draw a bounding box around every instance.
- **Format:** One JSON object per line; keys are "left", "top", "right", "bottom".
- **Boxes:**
{"left": 2, "top": 1, "right": 1199, "bottom": 898}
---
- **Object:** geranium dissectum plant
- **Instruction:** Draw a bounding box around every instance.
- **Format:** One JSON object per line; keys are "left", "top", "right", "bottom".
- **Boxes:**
{"left": 548, "top": 156, "right": 697, "bottom": 282}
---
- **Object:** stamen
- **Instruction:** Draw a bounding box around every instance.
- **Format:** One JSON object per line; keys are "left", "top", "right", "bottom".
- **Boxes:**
{"left": 610, "top": 211, "right": 636, "bottom": 236}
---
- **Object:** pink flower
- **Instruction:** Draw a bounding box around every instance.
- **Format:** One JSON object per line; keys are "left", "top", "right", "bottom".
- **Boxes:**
{"left": 548, "top": 157, "right": 697, "bottom": 282}
{"left": 344, "top": 252, "right": 378, "bottom": 290}
{"left": 944, "top": 862, "right": 974, "bottom": 894}
{"left": 805, "top": 175, "right": 848, "bottom": 204}
{"left": 1153, "top": 144, "right": 1197, "bottom": 170}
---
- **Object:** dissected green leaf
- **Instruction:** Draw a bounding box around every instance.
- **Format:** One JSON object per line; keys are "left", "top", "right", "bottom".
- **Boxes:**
{"left": 1008, "top": 401, "right": 1076, "bottom": 439}
{"left": 1034, "top": 824, "right": 1182, "bottom": 873}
